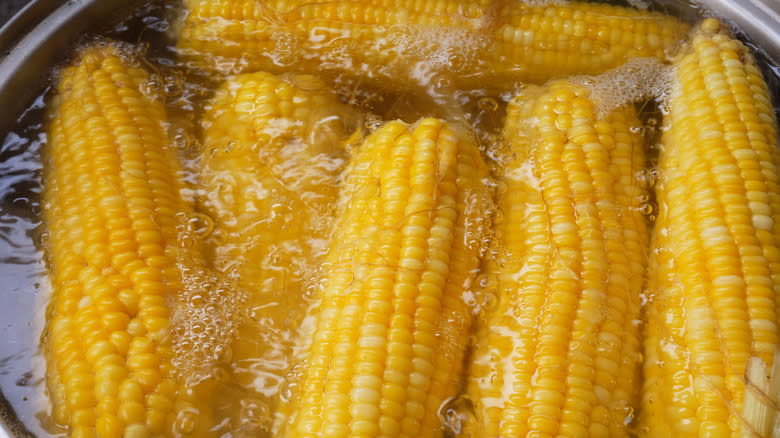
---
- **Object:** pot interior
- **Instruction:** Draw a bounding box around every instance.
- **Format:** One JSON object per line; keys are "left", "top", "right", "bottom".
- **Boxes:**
{"left": 0, "top": 0, "right": 778, "bottom": 436}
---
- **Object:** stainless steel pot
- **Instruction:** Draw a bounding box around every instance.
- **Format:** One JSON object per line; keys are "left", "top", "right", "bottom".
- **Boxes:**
{"left": 0, "top": 0, "right": 778, "bottom": 436}
{"left": 0, "top": 0, "right": 150, "bottom": 135}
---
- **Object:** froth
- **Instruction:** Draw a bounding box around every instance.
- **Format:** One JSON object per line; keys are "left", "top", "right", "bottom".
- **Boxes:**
{"left": 625, "top": 0, "right": 650, "bottom": 10}
{"left": 518, "top": 0, "right": 570, "bottom": 7}
{"left": 303, "top": 24, "right": 489, "bottom": 88}
{"left": 171, "top": 262, "right": 247, "bottom": 387}
{"left": 571, "top": 58, "right": 674, "bottom": 118}
{"left": 391, "top": 26, "right": 485, "bottom": 73}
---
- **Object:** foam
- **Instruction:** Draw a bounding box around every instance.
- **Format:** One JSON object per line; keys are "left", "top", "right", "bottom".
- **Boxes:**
{"left": 571, "top": 57, "right": 674, "bottom": 118}
{"left": 518, "top": 0, "right": 570, "bottom": 8}
{"left": 626, "top": 0, "right": 650, "bottom": 10}
{"left": 170, "top": 262, "right": 247, "bottom": 387}
{"left": 300, "top": 24, "right": 489, "bottom": 87}
{"left": 394, "top": 26, "right": 482, "bottom": 71}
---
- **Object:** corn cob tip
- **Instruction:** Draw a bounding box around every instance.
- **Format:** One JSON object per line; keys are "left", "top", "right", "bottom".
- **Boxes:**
{"left": 701, "top": 17, "right": 722, "bottom": 34}
{"left": 67, "top": 40, "right": 142, "bottom": 68}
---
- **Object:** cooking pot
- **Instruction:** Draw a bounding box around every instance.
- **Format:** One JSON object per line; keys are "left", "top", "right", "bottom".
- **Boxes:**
{"left": 0, "top": 0, "right": 778, "bottom": 436}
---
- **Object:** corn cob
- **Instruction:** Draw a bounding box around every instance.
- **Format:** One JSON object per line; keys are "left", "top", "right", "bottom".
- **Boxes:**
{"left": 465, "top": 79, "right": 649, "bottom": 437}
{"left": 176, "top": 0, "right": 490, "bottom": 89}
{"left": 41, "top": 43, "right": 202, "bottom": 438}
{"left": 175, "top": 0, "right": 687, "bottom": 90}
{"left": 483, "top": 0, "right": 689, "bottom": 84}
{"left": 276, "top": 118, "right": 491, "bottom": 438}
{"left": 639, "top": 19, "right": 780, "bottom": 437}
{"left": 196, "top": 71, "right": 363, "bottom": 428}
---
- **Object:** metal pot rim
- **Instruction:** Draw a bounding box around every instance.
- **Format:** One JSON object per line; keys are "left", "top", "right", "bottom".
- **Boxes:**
{"left": 0, "top": 0, "right": 144, "bottom": 136}
{"left": 697, "top": 0, "right": 780, "bottom": 63}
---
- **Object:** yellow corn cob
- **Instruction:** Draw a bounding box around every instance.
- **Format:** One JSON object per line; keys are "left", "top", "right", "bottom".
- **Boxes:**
{"left": 465, "top": 79, "right": 649, "bottom": 437}
{"left": 176, "top": 0, "right": 490, "bottom": 89}
{"left": 195, "top": 71, "right": 363, "bottom": 429}
{"left": 276, "top": 118, "right": 491, "bottom": 438}
{"left": 41, "top": 43, "right": 198, "bottom": 438}
{"left": 176, "top": 0, "right": 687, "bottom": 90}
{"left": 183, "top": 0, "right": 487, "bottom": 20}
{"left": 484, "top": 0, "right": 689, "bottom": 84}
{"left": 639, "top": 19, "right": 780, "bottom": 437}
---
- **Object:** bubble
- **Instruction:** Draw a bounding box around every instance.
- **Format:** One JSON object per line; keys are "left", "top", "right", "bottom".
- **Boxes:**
{"left": 492, "top": 208, "right": 504, "bottom": 225}
{"left": 178, "top": 338, "right": 193, "bottom": 351}
{"left": 186, "top": 212, "right": 215, "bottom": 239}
{"left": 175, "top": 211, "right": 189, "bottom": 223}
{"left": 204, "top": 302, "right": 221, "bottom": 315}
{"left": 240, "top": 399, "right": 271, "bottom": 430}
{"left": 571, "top": 58, "right": 673, "bottom": 118}
{"left": 163, "top": 73, "right": 184, "bottom": 97}
{"left": 213, "top": 344, "right": 233, "bottom": 363}
{"left": 482, "top": 291, "right": 499, "bottom": 312}
{"left": 207, "top": 147, "right": 221, "bottom": 159}
{"left": 178, "top": 233, "right": 196, "bottom": 250}
{"left": 437, "top": 394, "right": 475, "bottom": 436}
{"left": 333, "top": 267, "right": 356, "bottom": 288}
{"left": 211, "top": 365, "right": 229, "bottom": 383}
{"left": 447, "top": 312, "right": 468, "bottom": 332}
{"left": 462, "top": 291, "right": 477, "bottom": 309}
{"left": 492, "top": 180, "right": 508, "bottom": 197}
{"left": 175, "top": 409, "right": 199, "bottom": 435}
{"left": 623, "top": 407, "right": 636, "bottom": 426}
{"left": 141, "top": 76, "right": 164, "bottom": 100}
{"left": 279, "top": 377, "right": 297, "bottom": 403}
{"left": 640, "top": 202, "right": 657, "bottom": 217}
{"left": 191, "top": 321, "right": 206, "bottom": 335}
{"left": 304, "top": 284, "right": 321, "bottom": 300}
{"left": 637, "top": 169, "right": 658, "bottom": 190}
{"left": 626, "top": 0, "right": 649, "bottom": 9}
{"left": 433, "top": 75, "right": 452, "bottom": 90}
{"left": 173, "top": 132, "right": 198, "bottom": 151}
{"left": 36, "top": 231, "right": 50, "bottom": 249}
{"left": 477, "top": 96, "right": 499, "bottom": 112}
{"left": 240, "top": 304, "right": 258, "bottom": 322}
{"left": 269, "top": 31, "right": 298, "bottom": 66}
{"left": 363, "top": 116, "right": 383, "bottom": 132}
{"left": 476, "top": 273, "right": 497, "bottom": 290}
{"left": 11, "top": 196, "right": 30, "bottom": 208}
{"left": 447, "top": 52, "right": 465, "bottom": 71}
{"left": 188, "top": 293, "right": 205, "bottom": 308}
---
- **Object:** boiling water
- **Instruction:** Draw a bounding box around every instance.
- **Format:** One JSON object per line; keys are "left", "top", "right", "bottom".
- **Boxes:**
{"left": 0, "top": 91, "right": 49, "bottom": 437}
{"left": 0, "top": 0, "right": 778, "bottom": 437}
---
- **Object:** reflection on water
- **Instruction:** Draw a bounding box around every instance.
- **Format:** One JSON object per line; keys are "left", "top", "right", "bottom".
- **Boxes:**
{"left": 0, "top": 89, "right": 49, "bottom": 437}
